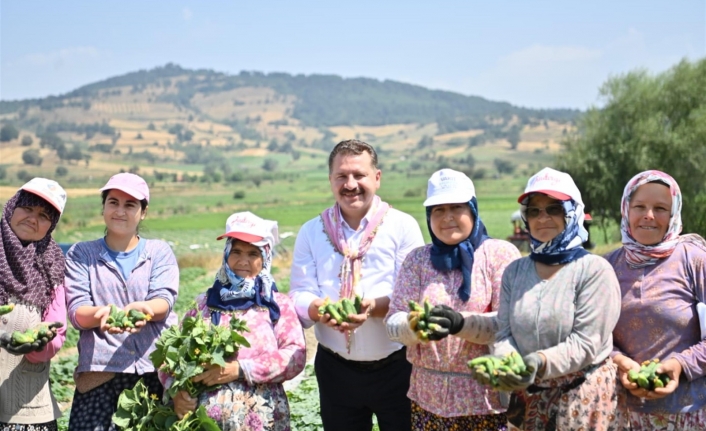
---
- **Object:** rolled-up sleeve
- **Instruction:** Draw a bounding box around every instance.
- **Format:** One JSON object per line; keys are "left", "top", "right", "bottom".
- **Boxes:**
{"left": 144, "top": 243, "right": 179, "bottom": 317}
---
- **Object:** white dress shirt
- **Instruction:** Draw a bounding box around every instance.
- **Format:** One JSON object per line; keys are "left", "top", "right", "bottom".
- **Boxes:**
{"left": 289, "top": 205, "right": 424, "bottom": 361}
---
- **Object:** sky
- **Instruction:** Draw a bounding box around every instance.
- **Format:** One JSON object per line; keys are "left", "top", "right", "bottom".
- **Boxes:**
{"left": 0, "top": 1, "right": 704, "bottom": 109}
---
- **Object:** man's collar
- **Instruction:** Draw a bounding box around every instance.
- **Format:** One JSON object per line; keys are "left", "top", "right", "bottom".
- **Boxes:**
{"left": 337, "top": 200, "right": 377, "bottom": 232}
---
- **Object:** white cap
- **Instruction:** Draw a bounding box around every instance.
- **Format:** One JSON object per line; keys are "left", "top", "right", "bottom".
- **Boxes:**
{"left": 423, "top": 169, "right": 476, "bottom": 207}
{"left": 217, "top": 211, "right": 280, "bottom": 248}
{"left": 21, "top": 178, "right": 67, "bottom": 215}
{"left": 518, "top": 167, "right": 583, "bottom": 205}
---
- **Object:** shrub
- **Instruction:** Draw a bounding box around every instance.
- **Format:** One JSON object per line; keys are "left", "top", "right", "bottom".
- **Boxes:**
{"left": 472, "top": 168, "right": 487, "bottom": 180}
{"left": 262, "top": 158, "right": 279, "bottom": 172}
{"left": 55, "top": 166, "right": 69, "bottom": 177}
{"left": 0, "top": 124, "right": 19, "bottom": 142}
{"left": 22, "top": 149, "right": 42, "bottom": 166}
{"left": 233, "top": 190, "right": 246, "bottom": 199}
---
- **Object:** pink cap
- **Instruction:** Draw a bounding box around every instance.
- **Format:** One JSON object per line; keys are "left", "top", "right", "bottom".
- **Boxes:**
{"left": 99, "top": 173, "right": 150, "bottom": 203}
{"left": 517, "top": 167, "right": 582, "bottom": 205}
{"left": 217, "top": 211, "right": 279, "bottom": 248}
{"left": 21, "top": 177, "right": 67, "bottom": 215}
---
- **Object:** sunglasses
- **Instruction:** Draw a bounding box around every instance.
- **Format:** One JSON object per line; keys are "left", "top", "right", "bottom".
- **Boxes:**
{"left": 526, "top": 204, "right": 564, "bottom": 219}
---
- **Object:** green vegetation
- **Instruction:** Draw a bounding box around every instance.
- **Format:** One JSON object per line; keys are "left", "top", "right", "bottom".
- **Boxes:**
{"left": 286, "top": 365, "right": 380, "bottom": 431}
{"left": 49, "top": 171, "right": 545, "bottom": 249}
{"left": 0, "top": 123, "right": 19, "bottom": 142}
{"left": 50, "top": 355, "right": 77, "bottom": 403}
{"left": 558, "top": 58, "right": 706, "bottom": 237}
{"left": 286, "top": 365, "right": 321, "bottom": 431}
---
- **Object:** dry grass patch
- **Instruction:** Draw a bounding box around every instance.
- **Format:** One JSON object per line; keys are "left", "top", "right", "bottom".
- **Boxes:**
{"left": 177, "top": 252, "right": 222, "bottom": 271}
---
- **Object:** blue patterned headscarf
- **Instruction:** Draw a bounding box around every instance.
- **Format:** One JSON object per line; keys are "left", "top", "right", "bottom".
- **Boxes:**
{"left": 426, "top": 197, "right": 491, "bottom": 301}
{"left": 206, "top": 238, "right": 280, "bottom": 324}
{"left": 520, "top": 196, "right": 589, "bottom": 265}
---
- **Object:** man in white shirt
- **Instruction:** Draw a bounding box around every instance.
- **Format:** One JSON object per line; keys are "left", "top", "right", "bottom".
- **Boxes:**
{"left": 290, "top": 140, "right": 424, "bottom": 431}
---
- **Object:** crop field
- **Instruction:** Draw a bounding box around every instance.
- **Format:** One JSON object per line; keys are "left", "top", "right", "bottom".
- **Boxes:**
{"left": 47, "top": 168, "right": 622, "bottom": 275}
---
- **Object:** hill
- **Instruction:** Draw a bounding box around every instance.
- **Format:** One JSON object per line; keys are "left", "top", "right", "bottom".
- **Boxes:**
{"left": 0, "top": 63, "right": 576, "bottom": 187}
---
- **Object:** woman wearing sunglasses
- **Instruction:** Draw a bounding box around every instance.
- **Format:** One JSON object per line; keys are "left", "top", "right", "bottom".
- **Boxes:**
{"left": 481, "top": 167, "right": 627, "bottom": 430}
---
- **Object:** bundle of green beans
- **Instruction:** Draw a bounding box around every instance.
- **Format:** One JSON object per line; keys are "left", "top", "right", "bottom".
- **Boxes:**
{"left": 317, "top": 295, "right": 362, "bottom": 325}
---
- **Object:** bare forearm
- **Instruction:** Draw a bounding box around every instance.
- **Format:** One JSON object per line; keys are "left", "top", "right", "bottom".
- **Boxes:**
{"left": 75, "top": 305, "right": 106, "bottom": 329}
{"left": 145, "top": 298, "right": 170, "bottom": 321}
{"left": 370, "top": 296, "right": 390, "bottom": 318}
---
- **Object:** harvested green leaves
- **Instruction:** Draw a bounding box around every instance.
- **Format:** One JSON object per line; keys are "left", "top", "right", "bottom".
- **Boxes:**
{"left": 150, "top": 313, "right": 250, "bottom": 399}
{"left": 113, "top": 379, "right": 220, "bottom": 431}
{"left": 113, "top": 312, "right": 250, "bottom": 430}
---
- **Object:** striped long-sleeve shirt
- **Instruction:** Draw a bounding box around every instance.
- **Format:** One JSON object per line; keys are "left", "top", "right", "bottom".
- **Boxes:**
{"left": 65, "top": 238, "right": 179, "bottom": 375}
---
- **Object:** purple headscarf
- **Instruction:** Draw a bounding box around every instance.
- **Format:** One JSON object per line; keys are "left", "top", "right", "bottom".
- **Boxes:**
{"left": 0, "top": 190, "right": 64, "bottom": 312}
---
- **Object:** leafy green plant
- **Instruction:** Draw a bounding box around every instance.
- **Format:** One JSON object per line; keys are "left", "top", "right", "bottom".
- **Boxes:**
{"left": 57, "top": 408, "right": 70, "bottom": 431}
{"left": 286, "top": 365, "right": 322, "bottom": 431}
{"left": 113, "top": 312, "right": 250, "bottom": 430}
{"left": 286, "top": 365, "right": 380, "bottom": 431}
{"left": 63, "top": 326, "right": 79, "bottom": 348}
{"left": 150, "top": 313, "right": 250, "bottom": 399}
{"left": 113, "top": 378, "right": 219, "bottom": 431}
{"left": 50, "top": 354, "right": 78, "bottom": 402}
{"left": 174, "top": 267, "right": 210, "bottom": 315}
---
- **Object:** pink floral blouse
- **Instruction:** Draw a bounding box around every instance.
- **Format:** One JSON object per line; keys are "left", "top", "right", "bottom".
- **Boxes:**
{"left": 387, "top": 240, "right": 520, "bottom": 417}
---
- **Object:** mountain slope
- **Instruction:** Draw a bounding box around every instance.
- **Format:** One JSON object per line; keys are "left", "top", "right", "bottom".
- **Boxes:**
{"left": 0, "top": 63, "right": 579, "bottom": 128}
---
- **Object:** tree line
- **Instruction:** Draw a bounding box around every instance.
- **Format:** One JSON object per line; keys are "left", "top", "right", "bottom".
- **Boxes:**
{"left": 557, "top": 57, "right": 706, "bottom": 237}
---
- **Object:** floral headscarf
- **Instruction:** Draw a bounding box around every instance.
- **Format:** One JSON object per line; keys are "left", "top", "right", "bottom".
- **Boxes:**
{"left": 205, "top": 238, "right": 280, "bottom": 323}
{"left": 520, "top": 197, "right": 589, "bottom": 265}
{"left": 0, "top": 190, "right": 64, "bottom": 313}
{"left": 619, "top": 170, "right": 705, "bottom": 268}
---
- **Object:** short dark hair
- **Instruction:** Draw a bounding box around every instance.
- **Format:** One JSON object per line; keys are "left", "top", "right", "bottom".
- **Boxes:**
{"left": 328, "top": 140, "right": 378, "bottom": 173}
